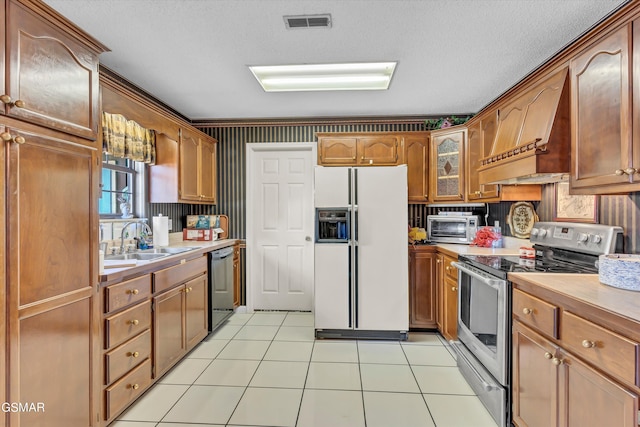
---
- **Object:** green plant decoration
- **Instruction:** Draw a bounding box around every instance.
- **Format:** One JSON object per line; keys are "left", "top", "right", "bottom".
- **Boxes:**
{"left": 424, "top": 115, "right": 472, "bottom": 130}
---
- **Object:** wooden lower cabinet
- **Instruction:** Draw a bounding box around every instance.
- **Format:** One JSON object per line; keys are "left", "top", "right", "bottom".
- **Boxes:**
{"left": 408, "top": 245, "right": 437, "bottom": 329}
{"left": 512, "top": 321, "right": 561, "bottom": 427}
{"left": 154, "top": 286, "right": 186, "bottom": 377}
{"left": 185, "top": 274, "right": 209, "bottom": 350}
{"left": 101, "top": 276, "right": 153, "bottom": 425}
{"left": 436, "top": 252, "right": 458, "bottom": 341}
{"left": 153, "top": 257, "right": 208, "bottom": 378}
{"left": 511, "top": 282, "right": 640, "bottom": 427}
{"left": 513, "top": 320, "right": 638, "bottom": 427}
{"left": 153, "top": 275, "right": 208, "bottom": 378}
{"left": 100, "top": 255, "right": 209, "bottom": 424}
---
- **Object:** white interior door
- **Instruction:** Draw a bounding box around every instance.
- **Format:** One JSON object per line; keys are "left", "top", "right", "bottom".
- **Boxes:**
{"left": 246, "top": 143, "right": 315, "bottom": 311}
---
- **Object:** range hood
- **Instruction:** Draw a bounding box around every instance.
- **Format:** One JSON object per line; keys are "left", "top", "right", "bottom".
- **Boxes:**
{"left": 478, "top": 67, "right": 570, "bottom": 185}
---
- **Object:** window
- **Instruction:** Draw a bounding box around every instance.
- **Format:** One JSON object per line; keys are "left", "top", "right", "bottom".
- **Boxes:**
{"left": 99, "top": 153, "right": 144, "bottom": 218}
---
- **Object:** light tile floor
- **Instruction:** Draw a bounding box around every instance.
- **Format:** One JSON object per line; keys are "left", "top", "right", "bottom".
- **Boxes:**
{"left": 113, "top": 311, "right": 498, "bottom": 427}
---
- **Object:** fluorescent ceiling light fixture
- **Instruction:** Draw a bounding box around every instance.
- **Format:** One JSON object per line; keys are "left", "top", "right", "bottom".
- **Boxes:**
{"left": 249, "top": 62, "right": 397, "bottom": 92}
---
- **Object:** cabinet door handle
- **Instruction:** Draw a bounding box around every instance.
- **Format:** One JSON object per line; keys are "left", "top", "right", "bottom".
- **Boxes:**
{"left": 127, "top": 289, "right": 139, "bottom": 295}
{"left": 581, "top": 339, "right": 596, "bottom": 349}
{"left": 127, "top": 351, "right": 140, "bottom": 358}
{"left": 551, "top": 357, "right": 563, "bottom": 366}
{"left": 128, "top": 319, "right": 139, "bottom": 326}
{"left": 615, "top": 169, "right": 626, "bottom": 176}
{"left": 0, "top": 96, "right": 25, "bottom": 108}
{"left": 522, "top": 308, "right": 532, "bottom": 315}
{"left": 625, "top": 168, "right": 637, "bottom": 175}
{"left": 129, "top": 383, "right": 140, "bottom": 390}
{"left": 544, "top": 352, "right": 553, "bottom": 360}
{"left": 0, "top": 132, "right": 25, "bottom": 144}
{"left": 451, "top": 286, "right": 457, "bottom": 291}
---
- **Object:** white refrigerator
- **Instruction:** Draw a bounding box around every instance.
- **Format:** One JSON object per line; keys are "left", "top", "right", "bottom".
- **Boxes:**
{"left": 314, "top": 165, "right": 409, "bottom": 340}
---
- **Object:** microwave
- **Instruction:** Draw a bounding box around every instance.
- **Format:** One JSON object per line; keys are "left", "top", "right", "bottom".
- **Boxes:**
{"left": 427, "top": 214, "right": 480, "bottom": 244}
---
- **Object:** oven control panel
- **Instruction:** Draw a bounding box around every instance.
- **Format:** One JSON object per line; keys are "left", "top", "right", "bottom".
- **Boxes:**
{"left": 530, "top": 222, "right": 623, "bottom": 255}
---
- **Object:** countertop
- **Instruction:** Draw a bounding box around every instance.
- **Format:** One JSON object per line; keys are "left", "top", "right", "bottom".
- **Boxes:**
{"left": 508, "top": 273, "right": 640, "bottom": 325}
{"left": 100, "top": 238, "right": 238, "bottom": 284}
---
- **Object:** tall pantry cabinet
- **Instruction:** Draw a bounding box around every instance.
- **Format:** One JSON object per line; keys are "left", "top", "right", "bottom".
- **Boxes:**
{"left": 0, "top": 1, "right": 108, "bottom": 426}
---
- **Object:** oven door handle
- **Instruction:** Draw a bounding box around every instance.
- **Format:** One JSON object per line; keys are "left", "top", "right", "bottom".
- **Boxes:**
{"left": 451, "top": 262, "right": 504, "bottom": 290}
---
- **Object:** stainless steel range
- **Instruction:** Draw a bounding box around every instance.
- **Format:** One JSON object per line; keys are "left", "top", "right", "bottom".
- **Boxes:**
{"left": 450, "top": 222, "right": 623, "bottom": 427}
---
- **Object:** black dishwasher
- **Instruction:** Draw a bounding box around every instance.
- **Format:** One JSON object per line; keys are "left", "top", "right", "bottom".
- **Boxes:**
{"left": 208, "top": 246, "right": 235, "bottom": 333}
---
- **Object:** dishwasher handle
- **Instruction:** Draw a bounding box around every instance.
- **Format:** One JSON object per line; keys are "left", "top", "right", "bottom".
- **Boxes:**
{"left": 210, "top": 246, "right": 235, "bottom": 260}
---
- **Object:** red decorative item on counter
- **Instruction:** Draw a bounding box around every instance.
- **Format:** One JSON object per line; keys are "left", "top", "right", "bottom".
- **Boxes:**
{"left": 471, "top": 226, "right": 500, "bottom": 248}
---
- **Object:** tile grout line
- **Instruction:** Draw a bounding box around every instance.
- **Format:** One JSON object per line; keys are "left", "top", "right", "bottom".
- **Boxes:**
{"left": 150, "top": 316, "right": 244, "bottom": 426}
{"left": 224, "top": 312, "right": 280, "bottom": 426}
{"left": 401, "top": 336, "right": 439, "bottom": 427}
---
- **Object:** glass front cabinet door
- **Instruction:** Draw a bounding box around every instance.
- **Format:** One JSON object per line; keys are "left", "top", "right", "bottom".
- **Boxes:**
{"left": 429, "top": 127, "right": 466, "bottom": 202}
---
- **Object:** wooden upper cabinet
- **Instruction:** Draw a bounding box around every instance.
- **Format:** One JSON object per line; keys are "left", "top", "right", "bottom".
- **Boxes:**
{"left": 179, "top": 129, "right": 200, "bottom": 202}
{"left": 318, "top": 136, "right": 358, "bottom": 165}
{"left": 571, "top": 25, "right": 634, "bottom": 193}
{"left": 149, "top": 127, "right": 217, "bottom": 204}
{"left": 317, "top": 133, "right": 402, "bottom": 166}
{"left": 405, "top": 133, "right": 430, "bottom": 203}
{"left": 358, "top": 136, "right": 400, "bottom": 165}
{"left": 200, "top": 137, "right": 217, "bottom": 202}
{"left": 3, "top": 0, "right": 106, "bottom": 141}
{"left": 429, "top": 127, "right": 465, "bottom": 202}
{"left": 466, "top": 114, "right": 500, "bottom": 202}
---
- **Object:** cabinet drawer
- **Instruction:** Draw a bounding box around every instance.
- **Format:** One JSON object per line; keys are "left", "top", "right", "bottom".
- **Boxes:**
{"left": 513, "top": 289, "right": 558, "bottom": 338}
{"left": 105, "top": 358, "right": 152, "bottom": 421}
{"left": 105, "top": 275, "right": 151, "bottom": 314}
{"left": 561, "top": 311, "right": 639, "bottom": 386}
{"left": 105, "top": 300, "right": 151, "bottom": 349}
{"left": 105, "top": 329, "right": 152, "bottom": 385}
{"left": 154, "top": 256, "right": 207, "bottom": 293}
{"left": 444, "top": 256, "right": 458, "bottom": 281}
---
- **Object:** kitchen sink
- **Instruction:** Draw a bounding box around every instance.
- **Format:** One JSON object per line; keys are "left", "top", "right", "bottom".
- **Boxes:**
{"left": 105, "top": 253, "right": 169, "bottom": 261}
{"left": 139, "top": 247, "right": 202, "bottom": 255}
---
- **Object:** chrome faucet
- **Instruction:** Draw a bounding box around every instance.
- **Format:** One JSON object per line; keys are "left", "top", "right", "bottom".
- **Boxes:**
{"left": 120, "top": 221, "right": 153, "bottom": 254}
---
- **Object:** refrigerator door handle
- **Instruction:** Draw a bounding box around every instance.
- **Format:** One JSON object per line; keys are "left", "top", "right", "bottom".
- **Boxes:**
{"left": 348, "top": 242, "right": 353, "bottom": 328}
{"left": 354, "top": 209, "right": 359, "bottom": 244}
{"left": 348, "top": 168, "right": 352, "bottom": 205}
{"left": 354, "top": 245, "right": 359, "bottom": 329}
{"left": 354, "top": 168, "right": 358, "bottom": 205}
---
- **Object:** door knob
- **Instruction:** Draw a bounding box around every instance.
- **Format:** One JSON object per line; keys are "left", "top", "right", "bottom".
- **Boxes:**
{"left": 305, "top": 236, "right": 312, "bottom": 242}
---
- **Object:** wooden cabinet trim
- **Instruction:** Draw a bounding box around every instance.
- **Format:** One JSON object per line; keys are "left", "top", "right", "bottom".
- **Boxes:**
{"left": 105, "top": 274, "right": 151, "bottom": 314}
{"left": 104, "top": 300, "right": 151, "bottom": 349}
{"left": 104, "top": 329, "right": 151, "bottom": 385}
{"left": 153, "top": 256, "right": 207, "bottom": 294}
{"left": 104, "top": 358, "right": 152, "bottom": 421}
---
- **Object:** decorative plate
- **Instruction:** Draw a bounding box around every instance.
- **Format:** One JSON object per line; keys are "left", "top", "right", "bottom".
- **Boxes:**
{"left": 507, "top": 202, "right": 539, "bottom": 238}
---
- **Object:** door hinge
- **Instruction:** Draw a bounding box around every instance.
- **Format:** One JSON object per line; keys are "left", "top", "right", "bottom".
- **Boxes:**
{"left": 151, "top": 301, "right": 155, "bottom": 312}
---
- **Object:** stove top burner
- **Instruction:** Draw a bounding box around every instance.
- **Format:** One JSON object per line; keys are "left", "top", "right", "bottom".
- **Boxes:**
{"left": 459, "top": 251, "right": 599, "bottom": 280}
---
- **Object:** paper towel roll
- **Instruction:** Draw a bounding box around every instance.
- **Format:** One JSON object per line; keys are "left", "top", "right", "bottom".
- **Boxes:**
{"left": 153, "top": 215, "right": 169, "bottom": 247}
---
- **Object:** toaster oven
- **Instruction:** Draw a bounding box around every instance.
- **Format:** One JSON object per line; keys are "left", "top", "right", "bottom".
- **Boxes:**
{"left": 427, "top": 214, "right": 480, "bottom": 244}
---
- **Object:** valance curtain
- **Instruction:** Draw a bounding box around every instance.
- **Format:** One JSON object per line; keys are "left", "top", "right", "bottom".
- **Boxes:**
{"left": 102, "top": 112, "right": 156, "bottom": 164}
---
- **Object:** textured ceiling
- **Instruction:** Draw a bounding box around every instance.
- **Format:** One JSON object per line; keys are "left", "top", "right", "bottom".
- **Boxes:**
{"left": 43, "top": 0, "right": 628, "bottom": 121}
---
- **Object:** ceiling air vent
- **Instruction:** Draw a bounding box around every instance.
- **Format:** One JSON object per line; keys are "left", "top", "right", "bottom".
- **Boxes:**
{"left": 284, "top": 14, "right": 332, "bottom": 29}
